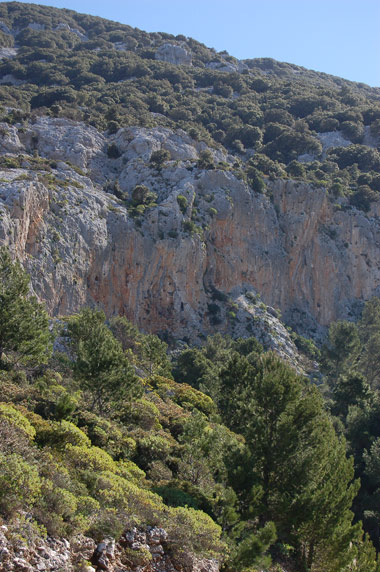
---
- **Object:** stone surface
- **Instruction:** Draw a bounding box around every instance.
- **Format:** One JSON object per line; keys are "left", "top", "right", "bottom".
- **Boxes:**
{"left": 155, "top": 43, "right": 192, "bottom": 66}
{"left": 0, "top": 47, "right": 18, "bottom": 60}
{"left": 1, "top": 117, "right": 380, "bottom": 352}
{"left": 54, "top": 22, "right": 88, "bottom": 41}
{"left": 0, "top": 524, "right": 219, "bottom": 572}
{"left": 317, "top": 130, "right": 352, "bottom": 157}
{"left": 206, "top": 59, "right": 248, "bottom": 74}
{"left": 0, "top": 21, "right": 13, "bottom": 35}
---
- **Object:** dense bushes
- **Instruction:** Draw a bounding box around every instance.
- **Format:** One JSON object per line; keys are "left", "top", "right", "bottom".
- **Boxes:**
{"left": 0, "top": 0, "right": 378, "bottom": 198}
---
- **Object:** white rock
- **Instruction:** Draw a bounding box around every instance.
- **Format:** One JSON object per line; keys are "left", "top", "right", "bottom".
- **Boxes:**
{"left": 0, "top": 48, "right": 18, "bottom": 60}
{"left": 155, "top": 43, "right": 192, "bottom": 66}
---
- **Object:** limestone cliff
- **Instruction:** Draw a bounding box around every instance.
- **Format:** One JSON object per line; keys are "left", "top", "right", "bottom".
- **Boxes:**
{"left": 0, "top": 117, "right": 379, "bottom": 350}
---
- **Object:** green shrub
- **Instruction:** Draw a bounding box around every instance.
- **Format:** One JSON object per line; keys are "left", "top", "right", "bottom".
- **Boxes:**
{"left": 120, "top": 398, "right": 161, "bottom": 430}
{"left": 0, "top": 403, "right": 36, "bottom": 439}
{"left": 177, "top": 194, "right": 188, "bottom": 213}
{"left": 36, "top": 420, "right": 91, "bottom": 449}
{"left": 131, "top": 185, "right": 156, "bottom": 206}
{"left": 36, "top": 482, "right": 93, "bottom": 537}
{"left": 350, "top": 185, "right": 378, "bottom": 212}
{"left": 341, "top": 120, "right": 364, "bottom": 143}
{"left": 107, "top": 143, "right": 121, "bottom": 159}
{"left": 183, "top": 220, "right": 197, "bottom": 234}
{"left": 166, "top": 506, "right": 225, "bottom": 560}
{"left": 137, "top": 433, "right": 175, "bottom": 464}
{"left": 150, "top": 149, "right": 170, "bottom": 169}
{"left": 0, "top": 453, "right": 42, "bottom": 516}
{"left": 77, "top": 411, "right": 136, "bottom": 459}
{"left": 151, "top": 376, "right": 215, "bottom": 415}
{"left": 123, "top": 546, "right": 153, "bottom": 567}
{"left": 65, "top": 443, "right": 116, "bottom": 473}
{"left": 115, "top": 459, "right": 146, "bottom": 484}
{"left": 94, "top": 471, "right": 165, "bottom": 526}
{"left": 197, "top": 150, "right": 214, "bottom": 170}
{"left": 246, "top": 166, "right": 266, "bottom": 193}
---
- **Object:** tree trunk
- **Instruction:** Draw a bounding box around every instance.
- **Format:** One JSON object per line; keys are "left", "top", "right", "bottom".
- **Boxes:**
{"left": 306, "top": 539, "right": 315, "bottom": 571}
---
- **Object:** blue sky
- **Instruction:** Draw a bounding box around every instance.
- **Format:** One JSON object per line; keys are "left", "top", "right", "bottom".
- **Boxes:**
{"left": 7, "top": 0, "right": 380, "bottom": 87}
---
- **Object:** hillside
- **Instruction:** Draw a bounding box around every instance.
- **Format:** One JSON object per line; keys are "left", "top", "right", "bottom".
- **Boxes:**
{"left": 1, "top": 3, "right": 380, "bottom": 572}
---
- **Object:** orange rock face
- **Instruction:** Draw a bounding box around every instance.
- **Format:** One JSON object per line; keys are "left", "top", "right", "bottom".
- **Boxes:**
{"left": 1, "top": 127, "right": 380, "bottom": 343}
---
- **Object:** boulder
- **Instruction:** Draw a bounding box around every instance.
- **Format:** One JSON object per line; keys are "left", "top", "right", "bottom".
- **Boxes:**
{"left": 155, "top": 43, "right": 192, "bottom": 66}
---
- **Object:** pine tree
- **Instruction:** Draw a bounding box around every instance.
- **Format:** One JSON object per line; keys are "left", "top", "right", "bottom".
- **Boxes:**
{"left": 67, "top": 308, "right": 142, "bottom": 413}
{"left": 219, "top": 352, "right": 361, "bottom": 570}
{"left": 0, "top": 247, "right": 51, "bottom": 367}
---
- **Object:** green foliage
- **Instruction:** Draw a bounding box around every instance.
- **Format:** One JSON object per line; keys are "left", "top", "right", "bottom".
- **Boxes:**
{"left": 176, "top": 194, "right": 188, "bottom": 213}
{"left": 0, "top": 1, "right": 375, "bottom": 208}
{"left": 36, "top": 419, "right": 91, "bottom": 449}
{"left": 140, "top": 334, "right": 172, "bottom": 377}
{"left": 66, "top": 308, "right": 142, "bottom": 412}
{"left": 328, "top": 145, "right": 380, "bottom": 172}
{"left": 119, "top": 397, "right": 160, "bottom": 430}
{"left": 166, "top": 505, "right": 225, "bottom": 560}
{"left": 151, "top": 376, "right": 215, "bottom": 415}
{"left": 77, "top": 410, "right": 137, "bottom": 458}
{"left": 150, "top": 149, "right": 170, "bottom": 169}
{"left": 131, "top": 184, "right": 156, "bottom": 206}
{"left": 0, "top": 453, "right": 42, "bottom": 516}
{"left": 65, "top": 443, "right": 116, "bottom": 472}
{"left": 291, "top": 331, "right": 320, "bottom": 360}
{"left": 0, "top": 402, "right": 36, "bottom": 439}
{"left": 350, "top": 184, "right": 379, "bottom": 212}
{"left": 109, "top": 315, "right": 141, "bottom": 352}
{"left": 246, "top": 165, "right": 266, "bottom": 193}
{"left": 197, "top": 149, "right": 215, "bottom": 170}
{"left": 0, "top": 247, "right": 51, "bottom": 367}
{"left": 219, "top": 352, "right": 359, "bottom": 570}
{"left": 230, "top": 521, "right": 277, "bottom": 571}
{"left": 322, "top": 320, "right": 361, "bottom": 379}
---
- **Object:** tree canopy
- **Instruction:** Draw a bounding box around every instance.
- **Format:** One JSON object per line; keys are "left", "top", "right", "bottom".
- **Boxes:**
{"left": 0, "top": 246, "right": 51, "bottom": 367}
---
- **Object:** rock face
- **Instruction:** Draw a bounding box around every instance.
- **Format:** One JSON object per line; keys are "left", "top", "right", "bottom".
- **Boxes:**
{"left": 206, "top": 59, "right": 248, "bottom": 74}
{"left": 0, "top": 524, "right": 219, "bottom": 572}
{"left": 155, "top": 43, "right": 192, "bottom": 66}
{"left": 1, "top": 117, "right": 380, "bottom": 347}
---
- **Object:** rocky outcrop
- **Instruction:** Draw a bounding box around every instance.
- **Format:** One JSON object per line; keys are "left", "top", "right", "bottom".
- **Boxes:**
{"left": 206, "top": 59, "right": 248, "bottom": 74}
{"left": 1, "top": 117, "right": 380, "bottom": 348}
{"left": 0, "top": 48, "right": 17, "bottom": 60}
{"left": 155, "top": 43, "right": 192, "bottom": 66}
{"left": 0, "top": 524, "right": 219, "bottom": 572}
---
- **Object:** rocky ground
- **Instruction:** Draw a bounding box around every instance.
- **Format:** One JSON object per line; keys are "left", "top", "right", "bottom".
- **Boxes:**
{"left": 0, "top": 523, "right": 220, "bottom": 572}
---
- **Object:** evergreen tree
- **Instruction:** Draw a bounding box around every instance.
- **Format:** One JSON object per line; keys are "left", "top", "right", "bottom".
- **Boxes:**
{"left": 322, "top": 320, "right": 361, "bottom": 381}
{"left": 0, "top": 247, "right": 51, "bottom": 367}
{"left": 358, "top": 332, "right": 380, "bottom": 388}
{"left": 67, "top": 308, "right": 142, "bottom": 413}
{"left": 140, "top": 333, "right": 172, "bottom": 377}
{"left": 359, "top": 296, "right": 380, "bottom": 344}
{"left": 332, "top": 371, "right": 370, "bottom": 418}
{"left": 219, "top": 352, "right": 360, "bottom": 570}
